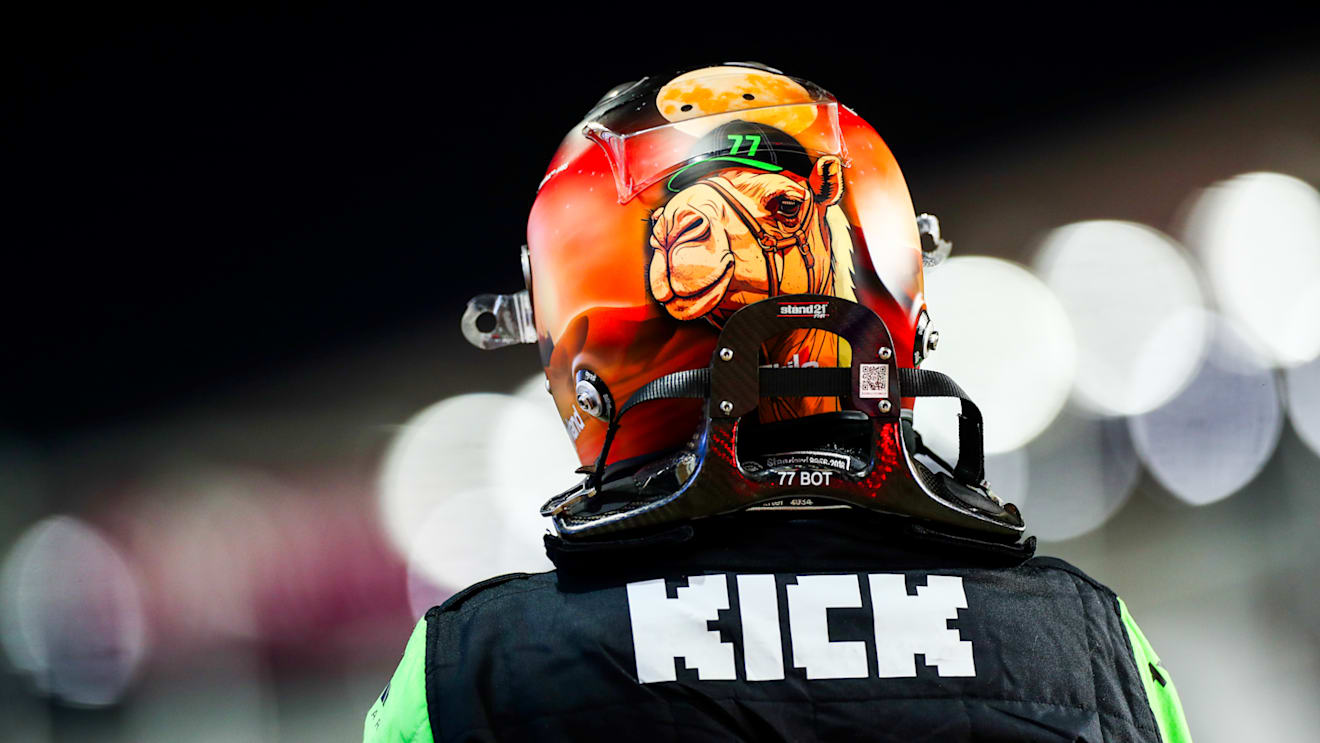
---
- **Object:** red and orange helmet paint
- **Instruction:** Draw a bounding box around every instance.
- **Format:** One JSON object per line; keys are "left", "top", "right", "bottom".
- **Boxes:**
{"left": 463, "top": 64, "right": 1025, "bottom": 544}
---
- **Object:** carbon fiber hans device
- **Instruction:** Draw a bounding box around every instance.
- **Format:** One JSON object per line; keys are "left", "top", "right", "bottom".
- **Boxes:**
{"left": 542, "top": 295, "right": 1026, "bottom": 542}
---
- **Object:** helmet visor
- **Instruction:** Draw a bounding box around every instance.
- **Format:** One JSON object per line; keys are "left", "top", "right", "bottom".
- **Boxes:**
{"left": 582, "top": 67, "right": 848, "bottom": 203}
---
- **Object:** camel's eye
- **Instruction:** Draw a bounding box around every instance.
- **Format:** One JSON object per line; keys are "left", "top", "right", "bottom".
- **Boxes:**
{"left": 768, "top": 194, "right": 803, "bottom": 220}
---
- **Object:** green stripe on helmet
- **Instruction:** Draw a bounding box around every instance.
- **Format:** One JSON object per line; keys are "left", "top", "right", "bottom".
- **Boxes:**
{"left": 666, "top": 156, "right": 784, "bottom": 192}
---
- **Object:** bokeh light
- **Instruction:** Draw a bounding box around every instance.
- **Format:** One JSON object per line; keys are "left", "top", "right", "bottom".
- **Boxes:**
{"left": 0, "top": 516, "right": 148, "bottom": 706}
{"left": 988, "top": 410, "right": 1142, "bottom": 541}
{"left": 1183, "top": 172, "right": 1320, "bottom": 367}
{"left": 116, "top": 467, "right": 406, "bottom": 655}
{"left": 1129, "top": 318, "right": 1284, "bottom": 505}
{"left": 1284, "top": 355, "right": 1320, "bottom": 459}
{"left": 982, "top": 448, "right": 1029, "bottom": 504}
{"left": 124, "top": 471, "right": 283, "bottom": 643}
{"left": 1035, "top": 220, "right": 1209, "bottom": 416}
{"left": 917, "top": 256, "right": 1077, "bottom": 454}
{"left": 512, "top": 373, "right": 553, "bottom": 405}
{"left": 378, "top": 393, "right": 515, "bottom": 558}
{"left": 404, "top": 486, "right": 552, "bottom": 617}
{"left": 488, "top": 376, "right": 582, "bottom": 511}
{"left": 381, "top": 378, "right": 578, "bottom": 610}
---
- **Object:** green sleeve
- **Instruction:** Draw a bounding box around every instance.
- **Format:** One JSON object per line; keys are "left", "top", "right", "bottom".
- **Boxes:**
{"left": 364, "top": 617, "right": 433, "bottom": 743}
{"left": 1118, "top": 597, "right": 1192, "bottom": 743}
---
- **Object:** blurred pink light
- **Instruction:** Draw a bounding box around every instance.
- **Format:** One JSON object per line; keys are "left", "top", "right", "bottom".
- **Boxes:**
{"left": 108, "top": 468, "right": 408, "bottom": 664}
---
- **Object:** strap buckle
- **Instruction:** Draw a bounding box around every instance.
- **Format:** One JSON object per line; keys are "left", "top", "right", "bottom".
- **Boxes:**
{"left": 540, "top": 479, "right": 596, "bottom": 517}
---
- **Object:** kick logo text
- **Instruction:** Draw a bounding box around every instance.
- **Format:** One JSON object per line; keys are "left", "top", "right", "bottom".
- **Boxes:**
{"left": 626, "top": 572, "right": 975, "bottom": 684}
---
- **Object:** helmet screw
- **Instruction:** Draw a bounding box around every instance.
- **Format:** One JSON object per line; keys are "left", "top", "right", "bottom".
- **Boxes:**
{"left": 543, "top": 377, "right": 551, "bottom": 393}
{"left": 576, "top": 390, "right": 601, "bottom": 417}
{"left": 879, "top": 400, "right": 893, "bottom": 413}
{"left": 574, "top": 373, "right": 612, "bottom": 421}
{"left": 719, "top": 400, "right": 734, "bottom": 415}
{"left": 719, "top": 347, "right": 734, "bottom": 362}
{"left": 927, "top": 331, "right": 940, "bottom": 352}
{"left": 878, "top": 347, "right": 893, "bottom": 360}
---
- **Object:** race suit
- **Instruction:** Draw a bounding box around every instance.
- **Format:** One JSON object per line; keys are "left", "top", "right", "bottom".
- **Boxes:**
{"left": 363, "top": 510, "right": 1191, "bottom": 742}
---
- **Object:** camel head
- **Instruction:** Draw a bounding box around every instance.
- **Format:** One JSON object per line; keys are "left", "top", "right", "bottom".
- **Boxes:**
{"left": 648, "top": 155, "right": 844, "bottom": 322}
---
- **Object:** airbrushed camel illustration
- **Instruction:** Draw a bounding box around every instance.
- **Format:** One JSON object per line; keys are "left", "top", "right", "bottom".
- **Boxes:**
{"left": 647, "top": 155, "right": 849, "bottom": 419}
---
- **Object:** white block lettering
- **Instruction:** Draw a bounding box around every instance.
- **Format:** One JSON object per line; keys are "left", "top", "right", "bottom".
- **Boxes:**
{"left": 868, "top": 574, "right": 975, "bottom": 677}
{"left": 736, "top": 574, "right": 784, "bottom": 681}
{"left": 786, "top": 575, "right": 869, "bottom": 679}
{"left": 627, "top": 575, "right": 736, "bottom": 683}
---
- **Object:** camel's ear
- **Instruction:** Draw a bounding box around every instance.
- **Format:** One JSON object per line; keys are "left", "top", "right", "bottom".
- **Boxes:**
{"left": 809, "top": 155, "right": 844, "bottom": 206}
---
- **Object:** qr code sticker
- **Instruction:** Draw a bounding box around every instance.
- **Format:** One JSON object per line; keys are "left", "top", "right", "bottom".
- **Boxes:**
{"left": 859, "top": 363, "right": 889, "bottom": 399}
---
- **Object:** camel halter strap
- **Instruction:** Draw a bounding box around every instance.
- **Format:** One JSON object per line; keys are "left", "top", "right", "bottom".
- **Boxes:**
{"left": 703, "top": 179, "right": 820, "bottom": 296}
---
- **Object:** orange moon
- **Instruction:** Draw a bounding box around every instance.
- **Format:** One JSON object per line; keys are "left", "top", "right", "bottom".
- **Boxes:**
{"left": 656, "top": 66, "right": 818, "bottom": 136}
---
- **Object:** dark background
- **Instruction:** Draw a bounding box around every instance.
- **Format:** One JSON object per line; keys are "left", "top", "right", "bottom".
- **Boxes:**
{"left": 5, "top": 10, "right": 1314, "bottom": 438}
{"left": 4, "top": 11, "right": 1320, "bottom": 742}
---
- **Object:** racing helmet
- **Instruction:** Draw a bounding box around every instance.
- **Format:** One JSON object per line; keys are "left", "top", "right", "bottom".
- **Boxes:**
{"left": 463, "top": 63, "right": 1026, "bottom": 545}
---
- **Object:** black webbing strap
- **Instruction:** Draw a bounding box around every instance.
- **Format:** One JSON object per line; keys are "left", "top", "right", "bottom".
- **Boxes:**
{"left": 589, "top": 369, "right": 709, "bottom": 486}
{"left": 588, "top": 365, "right": 985, "bottom": 487}
{"left": 898, "top": 367, "right": 985, "bottom": 484}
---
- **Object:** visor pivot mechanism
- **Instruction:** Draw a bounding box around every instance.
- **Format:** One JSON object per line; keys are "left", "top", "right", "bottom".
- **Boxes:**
{"left": 917, "top": 213, "right": 953, "bottom": 268}
{"left": 461, "top": 290, "right": 536, "bottom": 350}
